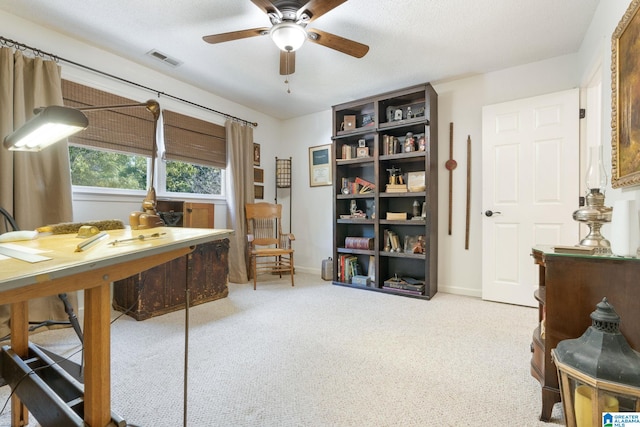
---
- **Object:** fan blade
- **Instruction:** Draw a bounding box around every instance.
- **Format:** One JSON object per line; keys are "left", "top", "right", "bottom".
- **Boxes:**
{"left": 251, "top": 0, "right": 280, "bottom": 15}
{"left": 297, "top": 0, "right": 347, "bottom": 22}
{"left": 280, "top": 51, "right": 296, "bottom": 75}
{"left": 203, "top": 28, "right": 269, "bottom": 44}
{"left": 307, "top": 29, "right": 369, "bottom": 58}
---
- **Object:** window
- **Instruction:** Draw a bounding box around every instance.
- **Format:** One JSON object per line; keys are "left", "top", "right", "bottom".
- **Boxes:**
{"left": 162, "top": 109, "right": 226, "bottom": 196}
{"left": 69, "top": 146, "right": 147, "bottom": 190}
{"left": 62, "top": 80, "right": 226, "bottom": 196}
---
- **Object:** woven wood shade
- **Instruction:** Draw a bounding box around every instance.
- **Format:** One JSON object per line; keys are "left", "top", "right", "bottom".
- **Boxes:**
{"left": 162, "top": 110, "right": 226, "bottom": 168}
{"left": 62, "top": 80, "right": 155, "bottom": 156}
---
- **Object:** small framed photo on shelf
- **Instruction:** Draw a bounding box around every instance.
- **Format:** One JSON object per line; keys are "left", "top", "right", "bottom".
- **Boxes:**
{"left": 356, "top": 147, "right": 369, "bottom": 158}
{"left": 404, "top": 235, "right": 425, "bottom": 254}
{"left": 309, "top": 144, "right": 333, "bottom": 187}
{"left": 407, "top": 171, "right": 426, "bottom": 192}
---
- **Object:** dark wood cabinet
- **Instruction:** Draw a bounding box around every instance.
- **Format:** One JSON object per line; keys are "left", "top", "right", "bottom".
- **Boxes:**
{"left": 113, "top": 239, "right": 229, "bottom": 320}
{"left": 531, "top": 247, "right": 640, "bottom": 421}
{"left": 156, "top": 200, "right": 214, "bottom": 228}
{"left": 331, "top": 83, "right": 438, "bottom": 299}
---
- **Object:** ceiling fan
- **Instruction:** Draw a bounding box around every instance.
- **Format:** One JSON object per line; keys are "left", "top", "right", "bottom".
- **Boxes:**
{"left": 202, "top": 0, "right": 369, "bottom": 76}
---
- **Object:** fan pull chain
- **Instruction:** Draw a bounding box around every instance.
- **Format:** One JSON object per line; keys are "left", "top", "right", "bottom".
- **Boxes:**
{"left": 285, "top": 77, "right": 291, "bottom": 94}
{"left": 284, "top": 51, "right": 291, "bottom": 94}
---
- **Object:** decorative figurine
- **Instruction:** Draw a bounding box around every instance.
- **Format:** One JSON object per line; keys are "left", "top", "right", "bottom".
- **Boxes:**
{"left": 404, "top": 132, "right": 415, "bottom": 152}
{"left": 418, "top": 135, "right": 426, "bottom": 151}
{"left": 407, "top": 107, "right": 413, "bottom": 119}
{"left": 394, "top": 108, "right": 403, "bottom": 121}
{"left": 413, "top": 200, "right": 421, "bottom": 217}
{"left": 386, "top": 165, "right": 402, "bottom": 185}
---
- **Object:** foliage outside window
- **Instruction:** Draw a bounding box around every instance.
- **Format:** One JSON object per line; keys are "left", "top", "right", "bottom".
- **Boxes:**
{"left": 69, "top": 145, "right": 147, "bottom": 190}
{"left": 165, "top": 160, "right": 222, "bottom": 195}
{"left": 69, "top": 145, "right": 223, "bottom": 195}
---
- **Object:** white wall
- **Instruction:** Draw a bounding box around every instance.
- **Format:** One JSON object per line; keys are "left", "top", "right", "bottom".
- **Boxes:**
{"left": 577, "top": 0, "right": 640, "bottom": 219}
{"left": 2, "top": 1, "right": 636, "bottom": 293}
{"left": 0, "top": 9, "right": 283, "bottom": 234}
{"left": 280, "top": 110, "right": 334, "bottom": 274}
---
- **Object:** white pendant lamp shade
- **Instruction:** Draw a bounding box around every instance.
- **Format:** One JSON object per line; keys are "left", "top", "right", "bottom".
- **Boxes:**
{"left": 270, "top": 22, "right": 307, "bottom": 52}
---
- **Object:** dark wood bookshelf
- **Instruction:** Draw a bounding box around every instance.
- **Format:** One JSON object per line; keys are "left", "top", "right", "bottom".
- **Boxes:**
{"left": 331, "top": 83, "right": 438, "bottom": 299}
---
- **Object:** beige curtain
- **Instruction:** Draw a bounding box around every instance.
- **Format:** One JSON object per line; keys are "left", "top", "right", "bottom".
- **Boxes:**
{"left": 225, "top": 120, "right": 254, "bottom": 283}
{"left": 0, "top": 48, "right": 75, "bottom": 338}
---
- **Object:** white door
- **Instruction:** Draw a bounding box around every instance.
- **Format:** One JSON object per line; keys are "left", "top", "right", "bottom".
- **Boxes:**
{"left": 482, "top": 89, "right": 580, "bottom": 307}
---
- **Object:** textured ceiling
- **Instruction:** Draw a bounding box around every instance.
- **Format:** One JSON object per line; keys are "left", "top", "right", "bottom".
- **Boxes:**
{"left": 0, "top": 0, "right": 599, "bottom": 120}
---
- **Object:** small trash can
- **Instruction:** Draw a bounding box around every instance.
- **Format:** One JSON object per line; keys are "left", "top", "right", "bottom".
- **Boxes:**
{"left": 321, "top": 257, "right": 333, "bottom": 281}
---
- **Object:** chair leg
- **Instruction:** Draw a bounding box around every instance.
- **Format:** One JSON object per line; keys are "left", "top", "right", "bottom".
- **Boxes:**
{"left": 290, "top": 254, "right": 294, "bottom": 287}
{"left": 277, "top": 256, "right": 282, "bottom": 278}
{"left": 252, "top": 256, "right": 257, "bottom": 290}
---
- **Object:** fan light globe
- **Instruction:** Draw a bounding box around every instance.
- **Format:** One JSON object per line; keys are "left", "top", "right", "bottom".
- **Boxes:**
{"left": 270, "top": 22, "right": 307, "bottom": 52}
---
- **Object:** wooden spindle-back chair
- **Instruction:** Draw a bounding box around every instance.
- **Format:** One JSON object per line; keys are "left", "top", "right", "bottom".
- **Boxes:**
{"left": 245, "top": 203, "right": 295, "bottom": 290}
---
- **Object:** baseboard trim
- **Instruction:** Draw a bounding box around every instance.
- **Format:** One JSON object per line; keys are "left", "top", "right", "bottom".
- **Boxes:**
{"left": 437, "top": 284, "right": 481, "bottom": 298}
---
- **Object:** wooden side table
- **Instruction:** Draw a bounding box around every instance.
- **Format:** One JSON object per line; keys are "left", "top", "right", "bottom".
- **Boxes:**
{"left": 530, "top": 247, "right": 640, "bottom": 421}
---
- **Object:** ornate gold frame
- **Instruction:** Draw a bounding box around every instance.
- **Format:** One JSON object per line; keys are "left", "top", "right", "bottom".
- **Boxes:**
{"left": 612, "top": 0, "right": 640, "bottom": 188}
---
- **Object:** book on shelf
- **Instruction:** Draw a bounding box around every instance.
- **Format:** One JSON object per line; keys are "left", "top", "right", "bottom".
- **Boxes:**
{"left": 338, "top": 254, "right": 361, "bottom": 283}
{"left": 383, "top": 276, "right": 425, "bottom": 293}
{"left": 367, "top": 255, "right": 375, "bottom": 283}
{"left": 553, "top": 245, "right": 596, "bottom": 255}
{"left": 340, "top": 177, "right": 376, "bottom": 194}
{"left": 382, "top": 135, "right": 400, "bottom": 155}
{"left": 381, "top": 286, "right": 424, "bottom": 296}
{"left": 344, "top": 237, "right": 374, "bottom": 250}
{"left": 341, "top": 144, "right": 356, "bottom": 160}
{"left": 355, "top": 177, "right": 376, "bottom": 193}
{"left": 386, "top": 212, "right": 407, "bottom": 220}
{"left": 385, "top": 184, "right": 408, "bottom": 193}
{"left": 386, "top": 230, "right": 402, "bottom": 251}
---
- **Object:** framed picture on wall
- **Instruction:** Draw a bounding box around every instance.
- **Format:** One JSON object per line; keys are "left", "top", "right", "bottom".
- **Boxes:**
{"left": 254, "top": 168, "right": 264, "bottom": 183}
{"left": 254, "top": 185, "right": 264, "bottom": 199}
{"left": 253, "top": 143, "right": 261, "bottom": 166}
{"left": 612, "top": 0, "right": 640, "bottom": 188}
{"left": 308, "top": 144, "right": 332, "bottom": 187}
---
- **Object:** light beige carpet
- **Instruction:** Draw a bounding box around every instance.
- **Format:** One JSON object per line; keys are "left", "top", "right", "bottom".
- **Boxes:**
{"left": 0, "top": 273, "right": 564, "bottom": 426}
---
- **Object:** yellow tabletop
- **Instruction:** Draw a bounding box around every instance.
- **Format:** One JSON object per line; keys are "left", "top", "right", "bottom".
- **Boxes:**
{"left": 0, "top": 227, "right": 234, "bottom": 296}
{"left": 0, "top": 226, "right": 233, "bottom": 427}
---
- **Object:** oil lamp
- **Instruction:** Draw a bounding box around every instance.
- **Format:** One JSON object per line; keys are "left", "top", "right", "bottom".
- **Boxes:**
{"left": 572, "top": 146, "right": 612, "bottom": 252}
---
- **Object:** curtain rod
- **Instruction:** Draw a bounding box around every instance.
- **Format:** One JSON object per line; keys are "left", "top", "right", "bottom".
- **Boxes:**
{"left": 0, "top": 36, "right": 258, "bottom": 127}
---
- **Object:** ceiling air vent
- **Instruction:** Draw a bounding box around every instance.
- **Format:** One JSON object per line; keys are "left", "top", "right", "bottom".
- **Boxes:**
{"left": 146, "top": 49, "right": 182, "bottom": 67}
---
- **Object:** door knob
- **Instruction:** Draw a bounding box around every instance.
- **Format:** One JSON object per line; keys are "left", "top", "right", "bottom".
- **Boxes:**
{"left": 484, "top": 210, "right": 502, "bottom": 217}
